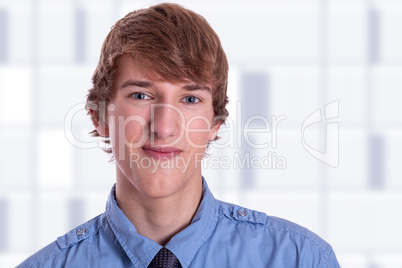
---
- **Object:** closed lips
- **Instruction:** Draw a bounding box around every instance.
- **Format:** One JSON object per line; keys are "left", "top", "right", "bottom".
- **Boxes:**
{"left": 142, "top": 145, "right": 182, "bottom": 159}
{"left": 142, "top": 145, "right": 182, "bottom": 153}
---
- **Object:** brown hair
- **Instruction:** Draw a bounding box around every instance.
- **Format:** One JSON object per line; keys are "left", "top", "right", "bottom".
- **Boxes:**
{"left": 86, "top": 3, "right": 229, "bottom": 151}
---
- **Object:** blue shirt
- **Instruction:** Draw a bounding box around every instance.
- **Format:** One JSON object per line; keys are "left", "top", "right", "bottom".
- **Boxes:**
{"left": 18, "top": 178, "right": 340, "bottom": 267}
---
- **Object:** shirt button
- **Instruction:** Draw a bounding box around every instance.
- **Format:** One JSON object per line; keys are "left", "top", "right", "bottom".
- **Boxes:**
{"left": 237, "top": 209, "right": 247, "bottom": 216}
{"left": 76, "top": 228, "right": 86, "bottom": 236}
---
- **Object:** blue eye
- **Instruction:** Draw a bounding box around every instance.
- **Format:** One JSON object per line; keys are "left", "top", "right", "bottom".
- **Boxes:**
{"left": 132, "top": 93, "right": 150, "bottom": 100}
{"left": 184, "top": 96, "right": 200, "bottom": 104}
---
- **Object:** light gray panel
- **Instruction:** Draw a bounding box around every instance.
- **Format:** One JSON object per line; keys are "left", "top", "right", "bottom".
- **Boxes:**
{"left": 0, "top": 131, "right": 33, "bottom": 185}
{"left": 75, "top": 8, "right": 87, "bottom": 63}
{"left": 68, "top": 197, "right": 85, "bottom": 229}
{"left": 368, "top": 135, "right": 385, "bottom": 189}
{"left": 0, "top": 198, "right": 8, "bottom": 251}
{"left": 0, "top": 9, "right": 8, "bottom": 62}
{"left": 240, "top": 72, "right": 270, "bottom": 188}
{"left": 241, "top": 72, "right": 270, "bottom": 123}
{"left": 368, "top": 8, "right": 379, "bottom": 64}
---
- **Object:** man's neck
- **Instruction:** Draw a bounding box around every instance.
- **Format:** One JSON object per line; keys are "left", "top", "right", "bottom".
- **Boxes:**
{"left": 115, "top": 173, "right": 203, "bottom": 246}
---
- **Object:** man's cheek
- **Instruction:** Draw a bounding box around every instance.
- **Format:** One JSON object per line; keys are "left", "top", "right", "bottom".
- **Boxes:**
{"left": 123, "top": 116, "right": 149, "bottom": 148}
{"left": 185, "top": 117, "right": 212, "bottom": 148}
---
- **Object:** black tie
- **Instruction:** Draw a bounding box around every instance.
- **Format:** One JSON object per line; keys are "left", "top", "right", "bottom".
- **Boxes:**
{"left": 148, "top": 247, "right": 182, "bottom": 268}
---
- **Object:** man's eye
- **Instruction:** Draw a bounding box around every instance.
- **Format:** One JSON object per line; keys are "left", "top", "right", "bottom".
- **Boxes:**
{"left": 132, "top": 93, "right": 150, "bottom": 100}
{"left": 183, "top": 96, "right": 200, "bottom": 104}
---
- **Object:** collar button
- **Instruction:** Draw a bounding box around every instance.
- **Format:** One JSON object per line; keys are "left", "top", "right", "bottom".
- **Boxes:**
{"left": 76, "top": 228, "right": 86, "bottom": 236}
{"left": 237, "top": 209, "right": 247, "bottom": 217}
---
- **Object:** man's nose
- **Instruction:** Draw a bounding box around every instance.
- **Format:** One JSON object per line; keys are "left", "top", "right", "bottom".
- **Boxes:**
{"left": 150, "top": 104, "right": 183, "bottom": 140}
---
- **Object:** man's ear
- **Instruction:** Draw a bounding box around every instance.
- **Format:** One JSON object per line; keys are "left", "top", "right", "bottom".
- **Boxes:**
{"left": 209, "top": 122, "right": 221, "bottom": 141}
{"left": 90, "top": 109, "right": 109, "bottom": 137}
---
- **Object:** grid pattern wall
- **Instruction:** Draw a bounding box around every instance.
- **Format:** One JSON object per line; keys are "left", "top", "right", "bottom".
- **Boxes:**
{"left": 0, "top": 0, "right": 402, "bottom": 267}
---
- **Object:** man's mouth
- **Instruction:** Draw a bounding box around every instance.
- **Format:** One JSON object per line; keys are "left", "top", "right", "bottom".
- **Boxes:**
{"left": 142, "top": 145, "right": 182, "bottom": 160}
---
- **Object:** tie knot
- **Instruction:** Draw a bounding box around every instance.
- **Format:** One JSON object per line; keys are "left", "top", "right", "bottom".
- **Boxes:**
{"left": 148, "top": 247, "right": 181, "bottom": 268}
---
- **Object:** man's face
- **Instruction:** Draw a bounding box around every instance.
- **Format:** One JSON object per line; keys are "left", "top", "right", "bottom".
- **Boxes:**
{"left": 97, "top": 55, "right": 220, "bottom": 198}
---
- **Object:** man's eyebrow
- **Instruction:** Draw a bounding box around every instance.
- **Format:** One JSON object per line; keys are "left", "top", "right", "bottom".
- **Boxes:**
{"left": 120, "top": 80, "right": 211, "bottom": 93}
{"left": 120, "top": 80, "right": 153, "bottom": 89}
{"left": 183, "top": 84, "right": 211, "bottom": 93}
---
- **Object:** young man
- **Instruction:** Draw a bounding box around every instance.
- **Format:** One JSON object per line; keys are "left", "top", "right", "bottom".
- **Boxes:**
{"left": 19, "top": 3, "right": 340, "bottom": 268}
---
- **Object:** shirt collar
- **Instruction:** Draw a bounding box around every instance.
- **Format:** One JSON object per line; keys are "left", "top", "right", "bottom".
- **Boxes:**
{"left": 105, "top": 177, "right": 219, "bottom": 268}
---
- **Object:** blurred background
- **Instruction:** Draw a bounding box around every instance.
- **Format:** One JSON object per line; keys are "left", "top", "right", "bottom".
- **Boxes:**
{"left": 1, "top": 0, "right": 402, "bottom": 267}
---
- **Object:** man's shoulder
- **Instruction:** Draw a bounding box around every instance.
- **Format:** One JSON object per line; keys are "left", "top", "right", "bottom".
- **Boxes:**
{"left": 17, "top": 213, "right": 107, "bottom": 268}
{"left": 202, "top": 200, "right": 340, "bottom": 267}
{"left": 216, "top": 200, "right": 334, "bottom": 255}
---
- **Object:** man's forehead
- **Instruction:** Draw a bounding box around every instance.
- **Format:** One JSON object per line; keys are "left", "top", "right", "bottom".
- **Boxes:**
{"left": 116, "top": 54, "right": 212, "bottom": 91}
